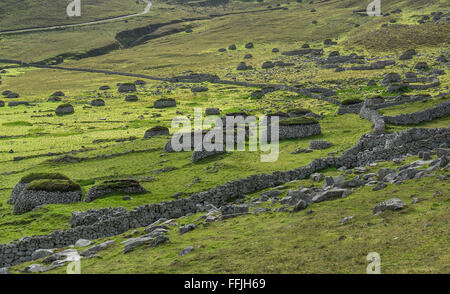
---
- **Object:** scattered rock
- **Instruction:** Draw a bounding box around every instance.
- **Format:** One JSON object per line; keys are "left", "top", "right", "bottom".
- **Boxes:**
{"left": 75, "top": 239, "right": 93, "bottom": 247}
{"left": 292, "top": 200, "right": 308, "bottom": 212}
{"left": 91, "top": 99, "right": 105, "bottom": 107}
{"left": 373, "top": 198, "right": 405, "bottom": 215}
{"left": 125, "top": 95, "right": 138, "bottom": 102}
{"left": 80, "top": 240, "right": 115, "bottom": 256}
{"left": 179, "top": 246, "right": 194, "bottom": 256}
{"left": 340, "top": 216, "right": 354, "bottom": 225}
{"left": 312, "top": 188, "right": 348, "bottom": 203}
{"left": 31, "top": 249, "right": 54, "bottom": 261}
{"left": 179, "top": 224, "right": 198, "bottom": 235}
{"left": 309, "top": 140, "right": 333, "bottom": 150}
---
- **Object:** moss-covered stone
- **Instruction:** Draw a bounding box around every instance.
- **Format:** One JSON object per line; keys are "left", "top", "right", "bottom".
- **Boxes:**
{"left": 341, "top": 98, "right": 363, "bottom": 105}
{"left": 20, "top": 173, "right": 71, "bottom": 184}
{"left": 279, "top": 117, "right": 319, "bottom": 126}
{"left": 26, "top": 179, "right": 81, "bottom": 193}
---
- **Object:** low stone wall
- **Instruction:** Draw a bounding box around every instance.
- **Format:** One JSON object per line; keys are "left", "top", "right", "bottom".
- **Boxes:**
{"left": 337, "top": 102, "right": 363, "bottom": 114}
{"left": 7, "top": 183, "right": 27, "bottom": 205}
{"left": 408, "top": 77, "right": 440, "bottom": 90}
{"left": 359, "top": 105, "right": 385, "bottom": 135}
{"left": 383, "top": 100, "right": 450, "bottom": 125}
{"left": 367, "top": 95, "right": 429, "bottom": 110}
{"left": 14, "top": 189, "right": 82, "bottom": 215}
{"left": 279, "top": 123, "right": 321, "bottom": 140}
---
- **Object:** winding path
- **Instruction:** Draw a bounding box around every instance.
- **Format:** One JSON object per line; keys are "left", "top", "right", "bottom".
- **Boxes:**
{"left": 0, "top": 0, "right": 152, "bottom": 35}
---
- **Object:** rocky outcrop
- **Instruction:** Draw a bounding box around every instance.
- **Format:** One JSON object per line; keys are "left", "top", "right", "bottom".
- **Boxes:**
{"left": 90, "top": 99, "right": 105, "bottom": 107}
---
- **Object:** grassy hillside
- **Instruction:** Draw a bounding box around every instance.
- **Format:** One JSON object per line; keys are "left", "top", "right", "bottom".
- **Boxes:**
{"left": 0, "top": 0, "right": 448, "bottom": 274}
{"left": 0, "top": 0, "right": 146, "bottom": 31}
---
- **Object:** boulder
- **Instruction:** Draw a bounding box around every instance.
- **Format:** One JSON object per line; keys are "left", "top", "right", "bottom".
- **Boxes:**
{"left": 310, "top": 173, "right": 324, "bottom": 182}
{"left": 228, "top": 44, "right": 237, "bottom": 50}
{"left": 48, "top": 96, "right": 62, "bottom": 102}
{"left": 245, "top": 42, "right": 254, "bottom": 49}
{"left": 51, "top": 91, "right": 65, "bottom": 97}
{"left": 125, "top": 95, "right": 138, "bottom": 102}
{"left": 179, "top": 224, "right": 197, "bottom": 235}
{"left": 205, "top": 108, "right": 220, "bottom": 115}
{"left": 134, "top": 80, "right": 146, "bottom": 86}
{"left": 191, "top": 86, "right": 209, "bottom": 93}
{"left": 99, "top": 85, "right": 110, "bottom": 90}
{"left": 292, "top": 200, "right": 308, "bottom": 212}
{"left": 237, "top": 62, "right": 248, "bottom": 70}
{"left": 309, "top": 140, "right": 333, "bottom": 150}
{"left": 6, "top": 92, "right": 19, "bottom": 98}
{"left": 80, "top": 240, "right": 115, "bottom": 256}
{"left": 262, "top": 61, "right": 275, "bottom": 69}
{"left": 414, "top": 62, "right": 429, "bottom": 70}
{"left": 31, "top": 249, "right": 54, "bottom": 260}
{"left": 179, "top": 246, "right": 194, "bottom": 256}
{"left": 90, "top": 99, "right": 105, "bottom": 106}
{"left": 312, "top": 188, "right": 348, "bottom": 203}
{"left": 373, "top": 198, "right": 405, "bottom": 215}
{"left": 75, "top": 239, "right": 93, "bottom": 247}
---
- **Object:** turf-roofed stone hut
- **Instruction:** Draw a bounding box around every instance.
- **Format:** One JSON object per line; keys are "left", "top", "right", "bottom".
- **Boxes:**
{"left": 144, "top": 126, "right": 170, "bottom": 138}
{"left": 84, "top": 180, "right": 148, "bottom": 202}
{"left": 286, "top": 108, "right": 313, "bottom": 117}
{"left": 8, "top": 173, "right": 71, "bottom": 204}
{"left": 118, "top": 83, "right": 137, "bottom": 93}
{"left": 153, "top": 98, "right": 177, "bottom": 108}
{"left": 12, "top": 174, "right": 82, "bottom": 215}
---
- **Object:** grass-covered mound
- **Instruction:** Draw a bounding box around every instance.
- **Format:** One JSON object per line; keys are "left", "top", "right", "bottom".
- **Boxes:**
{"left": 341, "top": 98, "right": 363, "bottom": 105}
{"left": 26, "top": 179, "right": 81, "bottom": 193}
{"left": 20, "top": 173, "right": 71, "bottom": 184}
{"left": 286, "top": 108, "right": 312, "bottom": 115}
{"left": 225, "top": 112, "right": 249, "bottom": 117}
{"left": 155, "top": 98, "right": 176, "bottom": 102}
{"left": 95, "top": 179, "right": 143, "bottom": 190}
{"left": 85, "top": 179, "right": 148, "bottom": 202}
{"left": 279, "top": 117, "right": 319, "bottom": 126}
